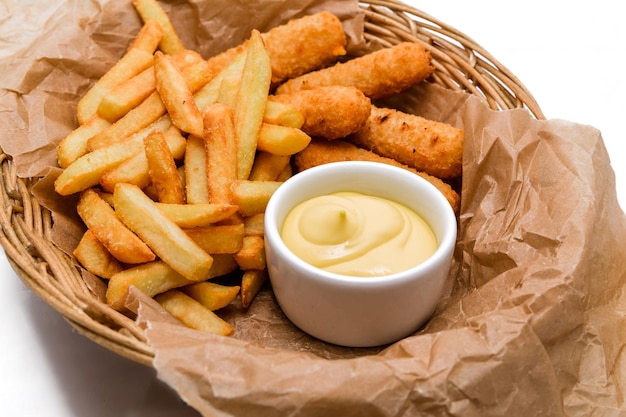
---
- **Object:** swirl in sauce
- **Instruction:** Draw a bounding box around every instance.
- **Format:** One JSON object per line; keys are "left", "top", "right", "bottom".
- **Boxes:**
{"left": 281, "top": 191, "right": 437, "bottom": 276}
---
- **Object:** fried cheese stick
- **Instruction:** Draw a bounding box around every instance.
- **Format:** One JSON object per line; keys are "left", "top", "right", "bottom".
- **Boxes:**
{"left": 269, "top": 86, "right": 371, "bottom": 140}
{"left": 205, "top": 12, "right": 347, "bottom": 86}
{"left": 294, "top": 139, "right": 460, "bottom": 212}
{"left": 347, "top": 105, "right": 464, "bottom": 179}
{"left": 275, "top": 42, "right": 434, "bottom": 100}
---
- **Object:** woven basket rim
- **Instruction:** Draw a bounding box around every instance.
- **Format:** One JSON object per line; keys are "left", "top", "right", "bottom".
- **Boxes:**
{"left": 1, "top": 0, "right": 543, "bottom": 367}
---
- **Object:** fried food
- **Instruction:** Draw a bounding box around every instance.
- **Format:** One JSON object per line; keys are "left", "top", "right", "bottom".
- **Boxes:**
{"left": 294, "top": 139, "right": 460, "bottom": 212}
{"left": 270, "top": 86, "right": 371, "bottom": 140}
{"left": 204, "top": 11, "right": 347, "bottom": 87}
{"left": 347, "top": 105, "right": 464, "bottom": 179}
{"left": 275, "top": 42, "right": 434, "bottom": 100}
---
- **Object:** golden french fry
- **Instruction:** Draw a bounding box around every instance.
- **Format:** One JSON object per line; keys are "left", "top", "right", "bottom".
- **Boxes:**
{"left": 57, "top": 116, "right": 111, "bottom": 168}
{"left": 275, "top": 163, "right": 293, "bottom": 182}
{"left": 77, "top": 48, "right": 155, "bottom": 125}
{"left": 98, "top": 49, "right": 203, "bottom": 123}
{"left": 133, "top": 0, "right": 185, "bottom": 54}
{"left": 54, "top": 133, "right": 145, "bottom": 196}
{"left": 106, "top": 260, "right": 193, "bottom": 311}
{"left": 257, "top": 123, "right": 311, "bottom": 156}
{"left": 154, "top": 51, "right": 204, "bottom": 137}
{"left": 203, "top": 103, "right": 238, "bottom": 205}
{"left": 263, "top": 100, "right": 304, "bottom": 128}
{"left": 183, "top": 135, "right": 210, "bottom": 204}
{"left": 194, "top": 48, "right": 247, "bottom": 111}
{"left": 234, "top": 235, "right": 266, "bottom": 270}
{"left": 155, "top": 290, "right": 234, "bottom": 335}
{"left": 107, "top": 255, "right": 238, "bottom": 311}
{"left": 89, "top": 58, "right": 212, "bottom": 150}
{"left": 230, "top": 180, "right": 282, "bottom": 216}
{"left": 73, "top": 230, "right": 124, "bottom": 279}
{"left": 234, "top": 30, "right": 272, "bottom": 179}
{"left": 97, "top": 67, "right": 155, "bottom": 123}
{"left": 144, "top": 129, "right": 186, "bottom": 204}
{"left": 156, "top": 203, "right": 238, "bottom": 228}
{"left": 185, "top": 224, "right": 245, "bottom": 254}
{"left": 88, "top": 93, "right": 168, "bottom": 150}
{"left": 243, "top": 213, "right": 265, "bottom": 237}
{"left": 77, "top": 188, "right": 155, "bottom": 264}
{"left": 128, "top": 20, "right": 163, "bottom": 53}
{"left": 100, "top": 125, "right": 185, "bottom": 193}
{"left": 241, "top": 268, "right": 268, "bottom": 309}
{"left": 249, "top": 152, "right": 291, "bottom": 181}
{"left": 182, "top": 281, "right": 240, "bottom": 311}
{"left": 113, "top": 183, "right": 213, "bottom": 281}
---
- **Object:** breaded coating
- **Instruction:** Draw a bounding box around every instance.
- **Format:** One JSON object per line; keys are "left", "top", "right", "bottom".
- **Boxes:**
{"left": 275, "top": 42, "right": 434, "bottom": 100}
{"left": 270, "top": 86, "right": 371, "bottom": 140}
{"left": 347, "top": 105, "right": 463, "bottom": 179}
{"left": 294, "top": 139, "right": 460, "bottom": 212}
{"left": 205, "top": 12, "right": 347, "bottom": 86}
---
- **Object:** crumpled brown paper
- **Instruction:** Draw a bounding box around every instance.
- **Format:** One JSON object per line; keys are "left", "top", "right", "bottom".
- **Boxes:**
{"left": 1, "top": 1, "right": 625, "bottom": 416}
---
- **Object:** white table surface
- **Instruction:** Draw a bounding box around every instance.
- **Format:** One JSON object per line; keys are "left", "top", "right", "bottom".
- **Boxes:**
{"left": 2, "top": 1, "right": 624, "bottom": 416}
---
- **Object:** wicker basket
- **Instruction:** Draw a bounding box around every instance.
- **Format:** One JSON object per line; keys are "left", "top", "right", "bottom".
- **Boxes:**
{"left": 0, "top": 0, "right": 543, "bottom": 367}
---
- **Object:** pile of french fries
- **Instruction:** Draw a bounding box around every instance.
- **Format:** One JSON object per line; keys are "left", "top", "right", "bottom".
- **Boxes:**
{"left": 54, "top": 0, "right": 462, "bottom": 337}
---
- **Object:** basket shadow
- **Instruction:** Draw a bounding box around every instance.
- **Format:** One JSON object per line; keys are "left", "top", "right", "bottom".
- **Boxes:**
{"left": 23, "top": 290, "right": 200, "bottom": 417}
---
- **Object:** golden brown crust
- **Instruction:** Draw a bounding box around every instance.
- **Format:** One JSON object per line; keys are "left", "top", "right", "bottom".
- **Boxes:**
{"left": 294, "top": 139, "right": 460, "bottom": 212}
{"left": 347, "top": 105, "right": 464, "bottom": 179}
{"left": 205, "top": 12, "right": 347, "bottom": 86}
{"left": 270, "top": 86, "right": 371, "bottom": 140}
{"left": 275, "top": 42, "right": 434, "bottom": 99}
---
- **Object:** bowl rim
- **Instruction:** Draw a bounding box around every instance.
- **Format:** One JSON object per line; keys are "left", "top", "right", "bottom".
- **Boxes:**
{"left": 264, "top": 160, "right": 458, "bottom": 287}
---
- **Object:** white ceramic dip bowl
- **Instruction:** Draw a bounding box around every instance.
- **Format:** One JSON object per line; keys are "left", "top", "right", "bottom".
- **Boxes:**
{"left": 264, "top": 161, "right": 457, "bottom": 347}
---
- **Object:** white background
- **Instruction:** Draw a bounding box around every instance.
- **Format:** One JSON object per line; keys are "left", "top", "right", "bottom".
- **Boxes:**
{"left": 1, "top": 1, "right": 624, "bottom": 416}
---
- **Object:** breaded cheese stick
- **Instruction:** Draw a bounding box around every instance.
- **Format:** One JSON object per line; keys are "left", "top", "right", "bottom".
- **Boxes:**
{"left": 269, "top": 86, "right": 371, "bottom": 140}
{"left": 275, "top": 42, "right": 434, "bottom": 100}
{"left": 294, "top": 139, "right": 460, "bottom": 212}
{"left": 205, "top": 12, "right": 347, "bottom": 86}
{"left": 347, "top": 105, "right": 463, "bottom": 179}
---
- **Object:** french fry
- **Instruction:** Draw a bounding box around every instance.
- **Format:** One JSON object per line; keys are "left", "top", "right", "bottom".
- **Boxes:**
{"left": 181, "top": 282, "right": 240, "bottom": 311}
{"left": 243, "top": 213, "right": 265, "bottom": 237}
{"left": 194, "top": 49, "right": 247, "bottom": 111}
{"left": 203, "top": 103, "right": 238, "bottom": 205}
{"left": 73, "top": 230, "right": 123, "bottom": 279}
{"left": 57, "top": 116, "right": 111, "bottom": 168}
{"left": 155, "top": 290, "right": 234, "bottom": 335}
{"left": 230, "top": 180, "right": 282, "bottom": 216}
{"left": 249, "top": 152, "right": 290, "bottom": 181}
{"left": 183, "top": 135, "right": 210, "bottom": 204}
{"left": 257, "top": 123, "right": 311, "bottom": 156}
{"left": 156, "top": 203, "right": 238, "bottom": 228}
{"left": 77, "top": 189, "right": 155, "bottom": 264}
{"left": 77, "top": 48, "right": 155, "bottom": 125}
{"left": 54, "top": 133, "right": 145, "bottom": 196}
{"left": 263, "top": 100, "right": 304, "bottom": 128}
{"left": 233, "top": 30, "right": 272, "bottom": 179}
{"left": 98, "top": 49, "right": 204, "bottom": 123}
{"left": 100, "top": 124, "right": 185, "bottom": 193}
{"left": 241, "top": 268, "right": 268, "bottom": 309}
{"left": 113, "top": 182, "right": 214, "bottom": 281}
{"left": 154, "top": 51, "right": 204, "bottom": 137}
{"left": 133, "top": 0, "right": 185, "bottom": 54}
{"left": 128, "top": 20, "right": 163, "bottom": 53}
{"left": 106, "top": 260, "right": 193, "bottom": 311}
{"left": 88, "top": 58, "right": 212, "bottom": 150}
{"left": 144, "top": 129, "right": 186, "bottom": 204}
{"left": 87, "top": 93, "right": 169, "bottom": 151}
{"left": 185, "top": 224, "right": 245, "bottom": 254}
{"left": 234, "top": 235, "right": 266, "bottom": 270}
{"left": 275, "top": 163, "right": 293, "bottom": 182}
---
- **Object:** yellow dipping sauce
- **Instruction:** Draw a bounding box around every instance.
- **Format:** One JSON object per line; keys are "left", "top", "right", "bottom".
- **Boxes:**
{"left": 281, "top": 191, "right": 438, "bottom": 277}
